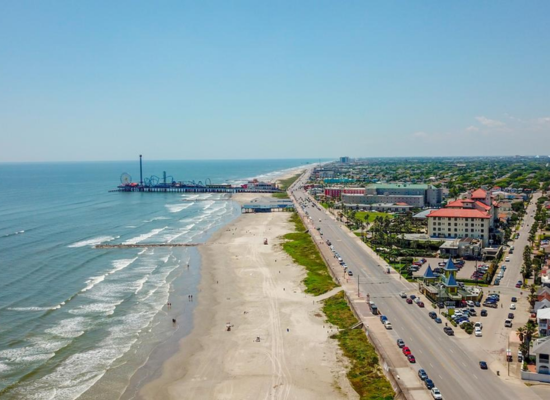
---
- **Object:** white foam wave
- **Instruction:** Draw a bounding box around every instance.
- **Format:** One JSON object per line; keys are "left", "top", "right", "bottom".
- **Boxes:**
{"left": 123, "top": 227, "right": 167, "bottom": 245}
{"left": 108, "top": 257, "right": 138, "bottom": 275}
{"left": 68, "top": 236, "right": 118, "bottom": 248}
{"left": 81, "top": 275, "right": 105, "bottom": 292}
{"left": 45, "top": 317, "right": 87, "bottom": 339}
{"left": 7, "top": 306, "right": 56, "bottom": 312}
{"left": 165, "top": 203, "right": 193, "bottom": 213}
{"left": 144, "top": 216, "right": 170, "bottom": 222}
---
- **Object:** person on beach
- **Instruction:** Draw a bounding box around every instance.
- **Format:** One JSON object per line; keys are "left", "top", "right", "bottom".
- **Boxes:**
{"left": 172, "top": 318, "right": 176, "bottom": 324}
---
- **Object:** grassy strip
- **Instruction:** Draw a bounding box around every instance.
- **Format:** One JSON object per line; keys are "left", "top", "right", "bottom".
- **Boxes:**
{"left": 323, "top": 292, "right": 394, "bottom": 400}
{"left": 272, "top": 173, "right": 301, "bottom": 199}
{"left": 282, "top": 213, "right": 337, "bottom": 295}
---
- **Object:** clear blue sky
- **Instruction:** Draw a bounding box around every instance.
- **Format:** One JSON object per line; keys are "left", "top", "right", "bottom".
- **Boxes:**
{"left": 1, "top": 1, "right": 549, "bottom": 162}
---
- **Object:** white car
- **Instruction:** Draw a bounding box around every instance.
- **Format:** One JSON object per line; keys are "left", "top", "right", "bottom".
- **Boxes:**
{"left": 399, "top": 292, "right": 407, "bottom": 298}
{"left": 475, "top": 328, "right": 483, "bottom": 337}
{"left": 474, "top": 322, "right": 483, "bottom": 330}
{"left": 505, "top": 257, "right": 510, "bottom": 262}
{"left": 466, "top": 300, "right": 475, "bottom": 307}
{"left": 414, "top": 297, "right": 421, "bottom": 304}
{"left": 384, "top": 321, "right": 393, "bottom": 330}
{"left": 510, "top": 304, "right": 516, "bottom": 310}
{"left": 431, "top": 387, "right": 443, "bottom": 400}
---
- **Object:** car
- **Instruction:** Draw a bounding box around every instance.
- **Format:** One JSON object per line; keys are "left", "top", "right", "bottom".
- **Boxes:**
{"left": 397, "top": 339, "right": 405, "bottom": 348}
{"left": 402, "top": 346, "right": 411, "bottom": 356}
{"left": 414, "top": 297, "right": 421, "bottom": 304}
{"left": 467, "top": 300, "right": 475, "bottom": 307}
{"left": 410, "top": 295, "right": 416, "bottom": 300}
{"left": 505, "top": 319, "right": 513, "bottom": 328}
{"left": 429, "top": 311, "right": 437, "bottom": 319}
{"left": 474, "top": 322, "right": 483, "bottom": 329}
{"left": 475, "top": 328, "right": 482, "bottom": 337}
{"left": 437, "top": 302, "right": 445, "bottom": 309}
{"left": 516, "top": 283, "right": 522, "bottom": 288}
{"left": 479, "top": 361, "right": 488, "bottom": 369}
{"left": 444, "top": 326, "right": 454, "bottom": 336}
{"left": 348, "top": 270, "right": 353, "bottom": 276}
{"left": 407, "top": 354, "right": 416, "bottom": 363}
{"left": 517, "top": 280, "right": 522, "bottom": 285}
{"left": 508, "top": 313, "right": 514, "bottom": 319}
{"left": 417, "top": 301, "right": 425, "bottom": 308}
{"left": 511, "top": 297, "right": 517, "bottom": 302}
{"left": 505, "top": 257, "right": 510, "bottom": 262}
{"left": 418, "top": 369, "right": 428, "bottom": 381}
{"left": 474, "top": 301, "right": 481, "bottom": 307}
{"left": 399, "top": 292, "right": 407, "bottom": 298}
{"left": 438, "top": 261, "right": 446, "bottom": 267}
{"left": 510, "top": 303, "right": 516, "bottom": 310}
{"left": 384, "top": 321, "right": 393, "bottom": 330}
{"left": 435, "top": 317, "right": 442, "bottom": 324}
{"left": 483, "top": 302, "right": 497, "bottom": 308}
{"left": 494, "top": 280, "right": 500, "bottom": 286}
{"left": 481, "top": 309, "right": 488, "bottom": 316}
{"left": 406, "top": 298, "right": 413, "bottom": 304}
{"left": 424, "top": 378, "right": 434, "bottom": 389}
{"left": 380, "top": 315, "right": 388, "bottom": 323}
{"left": 469, "top": 309, "right": 477, "bottom": 316}
{"left": 431, "top": 387, "right": 443, "bottom": 400}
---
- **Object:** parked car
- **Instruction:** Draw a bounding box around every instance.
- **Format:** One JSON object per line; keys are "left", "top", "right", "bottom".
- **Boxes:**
{"left": 418, "top": 369, "right": 428, "bottom": 380}
{"left": 474, "top": 301, "right": 481, "bottom": 307}
{"left": 399, "top": 292, "right": 407, "bottom": 298}
{"left": 510, "top": 303, "right": 516, "bottom": 310}
{"left": 505, "top": 319, "right": 513, "bottom": 328}
{"left": 481, "top": 309, "right": 488, "bottom": 317}
{"left": 431, "top": 387, "right": 443, "bottom": 400}
{"left": 384, "top": 321, "right": 393, "bottom": 330}
{"left": 435, "top": 317, "right": 442, "bottom": 324}
{"left": 417, "top": 301, "right": 425, "bottom": 308}
{"left": 479, "top": 361, "right": 488, "bottom": 369}
{"left": 407, "top": 354, "right": 416, "bottom": 363}
{"left": 348, "top": 270, "right": 353, "bottom": 276}
{"left": 444, "top": 326, "right": 454, "bottom": 336}
{"left": 516, "top": 283, "right": 522, "bottom": 288}
{"left": 511, "top": 297, "right": 517, "bottom": 302}
{"left": 429, "top": 311, "right": 437, "bottom": 319}
{"left": 475, "top": 328, "right": 482, "bottom": 337}
{"left": 424, "top": 378, "right": 434, "bottom": 389}
{"left": 437, "top": 302, "right": 445, "bottom": 309}
{"left": 508, "top": 313, "right": 514, "bottom": 319}
{"left": 474, "top": 322, "right": 483, "bottom": 330}
{"left": 410, "top": 295, "right": 416, "bottom": 300}
{"left": 467, "top": 300, "right": 475, "bottom": 307}
{"left": 397, "top": 339, "right": 405, "bottom": 348}
{"left": 402, "top": 346, "right": 411, "bottom": 355}
{"left": 380, "top": 315, "right": 388, "bottom": 323}
{"left": 406, "top": 298, "right": 413, "bottom": 304}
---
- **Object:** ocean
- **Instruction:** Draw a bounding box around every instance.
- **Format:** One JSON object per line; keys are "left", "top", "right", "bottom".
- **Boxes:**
{"left": 0, "top": 159, "right": 319, "bottom": 399}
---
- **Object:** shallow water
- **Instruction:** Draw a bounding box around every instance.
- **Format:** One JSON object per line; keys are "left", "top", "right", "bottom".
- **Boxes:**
{"left": 0, "top": 159, "right": 317, "bottom": 399}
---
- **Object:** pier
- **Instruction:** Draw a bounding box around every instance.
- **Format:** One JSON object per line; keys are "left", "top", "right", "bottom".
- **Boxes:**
{"left": 94, "top": 243, "right": 201, "bottom": 249}
{"left": 113, "top": 155, "right": 283, "bottom": 194}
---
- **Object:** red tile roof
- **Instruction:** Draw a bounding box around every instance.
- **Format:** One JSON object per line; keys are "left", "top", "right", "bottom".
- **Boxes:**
{"left": 446, "top": 200, "right": 465, "bottom": 207}
{"left": 471, "top": 189, "right": 487, "bottom": 198}
{"left": 475, "top": 201, "right": 491, "bottom": 211}
{"left": 427, "top": 209, "right": 490, "bottom": 219}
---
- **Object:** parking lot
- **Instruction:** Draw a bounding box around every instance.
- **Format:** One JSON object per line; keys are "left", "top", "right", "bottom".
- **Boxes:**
{"left": 411, "top": 257, "right": 493, "bottom": 281}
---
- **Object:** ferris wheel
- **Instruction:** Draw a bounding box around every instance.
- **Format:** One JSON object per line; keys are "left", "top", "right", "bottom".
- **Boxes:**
{"left": 120, "top": 173, "right": 132, "bottom": 185}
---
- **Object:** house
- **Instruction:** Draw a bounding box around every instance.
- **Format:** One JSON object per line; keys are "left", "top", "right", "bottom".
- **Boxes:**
{"left": 532, "top": 337, "right": 550, "bottom": 375}
{"left": 535, "top": 299, "right": 550, "bottom": 313}
{"left": 538, "top": 287, "right": 550, "bottom": 302}
{"left": 536, "top": 308, "right": 550, "bottom": 337}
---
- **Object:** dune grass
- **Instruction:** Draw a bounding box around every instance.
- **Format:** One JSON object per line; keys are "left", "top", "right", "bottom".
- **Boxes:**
{"left": 323, "top": 291, "right": 395, "bottom": 400}
{"left": 272, "top": 174, "right": 301, "bottom": 199}
{"left": 282, "top": 213, "right": 337, "bottom": 295}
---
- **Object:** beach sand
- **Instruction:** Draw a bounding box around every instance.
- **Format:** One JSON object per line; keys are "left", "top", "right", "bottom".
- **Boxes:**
{"left": 138, "top": 193, "right": 357, "bottom": 400}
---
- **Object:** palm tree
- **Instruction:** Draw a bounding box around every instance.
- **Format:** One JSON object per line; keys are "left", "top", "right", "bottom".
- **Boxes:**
{"left": 528, "top": 284, "right": 537, "bottom": 309}
{"left": 517, "top": 326, "right": 525, "bottom": 345}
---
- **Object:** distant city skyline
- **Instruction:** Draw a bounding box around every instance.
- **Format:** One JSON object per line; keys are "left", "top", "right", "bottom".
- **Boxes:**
{"left": 1, "top": 1, "right": 549, "bottom": 162}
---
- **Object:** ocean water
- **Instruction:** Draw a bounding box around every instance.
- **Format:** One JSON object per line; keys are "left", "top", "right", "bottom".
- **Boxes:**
{"left": 0, "top": 159, "right": 319, "bottom": 399}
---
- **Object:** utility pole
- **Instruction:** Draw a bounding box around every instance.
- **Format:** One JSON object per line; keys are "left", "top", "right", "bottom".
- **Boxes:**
{"left": 358, "top": 275, "right": 360, "bottom": 298}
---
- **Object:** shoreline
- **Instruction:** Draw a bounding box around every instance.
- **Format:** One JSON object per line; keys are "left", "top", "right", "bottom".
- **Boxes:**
{"left": 136, "top": 190, "right": 357, "bottom": 399}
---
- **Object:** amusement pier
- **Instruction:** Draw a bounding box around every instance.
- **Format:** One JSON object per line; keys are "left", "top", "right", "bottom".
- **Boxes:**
{"left": 113, "top": 155, "right": 282, "bottom": 194}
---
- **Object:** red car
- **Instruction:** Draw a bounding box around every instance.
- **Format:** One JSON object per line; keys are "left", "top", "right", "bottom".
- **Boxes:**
{"left": 417, "top": 301, "right": 425, "bottom": 308}
{"left": 406, "top": 298, "right": 413, "bottom": 304}
{"left": 402, "top": 346, "right": 411, "bottom": 356}
{"left": 407, "top": 354, "right": 416, "bottom": 363}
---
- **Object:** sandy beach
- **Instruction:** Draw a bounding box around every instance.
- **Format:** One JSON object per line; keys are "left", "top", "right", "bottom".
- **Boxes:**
{"left": 139, "top": 192, "right": 357, "bottom": 400}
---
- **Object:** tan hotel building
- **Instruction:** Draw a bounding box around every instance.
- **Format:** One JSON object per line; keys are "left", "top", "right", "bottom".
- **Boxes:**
{"left": 427, "top": 208, "right": 491, "bottom": 246}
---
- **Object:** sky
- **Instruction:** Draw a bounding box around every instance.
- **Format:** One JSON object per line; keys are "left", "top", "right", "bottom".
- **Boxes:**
{"left": 1, "top": 1, "right": 549, "bottom": 162}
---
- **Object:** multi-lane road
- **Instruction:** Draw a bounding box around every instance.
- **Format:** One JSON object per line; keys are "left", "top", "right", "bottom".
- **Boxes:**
{"left": 290, "top": 171, "right": 542, "bottom": 400}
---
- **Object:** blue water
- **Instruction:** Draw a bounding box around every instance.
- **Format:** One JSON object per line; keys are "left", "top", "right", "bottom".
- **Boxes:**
{"left": 0, "top": 159, "right": 319, "bottom": 399}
